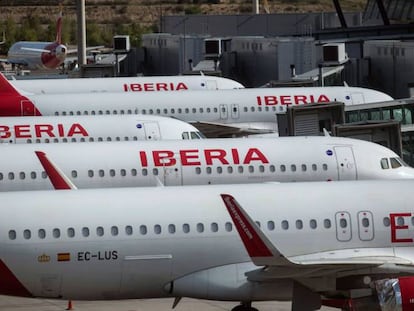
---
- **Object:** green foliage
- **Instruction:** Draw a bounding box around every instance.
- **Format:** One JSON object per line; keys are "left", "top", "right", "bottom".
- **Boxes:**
{"left": 184, "top": 5, "right": 202, "bottom": 15}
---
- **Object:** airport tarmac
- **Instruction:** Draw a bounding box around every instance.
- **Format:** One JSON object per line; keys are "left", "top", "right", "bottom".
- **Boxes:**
{"left": 0, "top": 295, "right": 337, "bottom": 311}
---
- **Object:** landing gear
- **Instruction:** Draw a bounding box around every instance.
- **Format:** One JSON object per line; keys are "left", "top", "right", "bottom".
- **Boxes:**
{"left": 231, "top": 301, "right": 258, "bottom": 311}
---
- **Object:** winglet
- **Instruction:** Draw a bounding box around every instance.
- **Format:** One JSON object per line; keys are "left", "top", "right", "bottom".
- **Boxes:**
{"left": 35, "top": 151, "right": 77, "bottom": 190}
{"left": 220, "top": 194, "right": 293, "bottom": 266}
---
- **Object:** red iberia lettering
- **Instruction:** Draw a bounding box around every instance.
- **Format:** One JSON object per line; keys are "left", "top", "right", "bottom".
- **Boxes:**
{"left": 390, "top": 213, "right": 413, "bottom": 243}
{"left": 180, "top": 149, "right": 201, "bottom": 166}
{"left": 138, "top": 148, "right": 269, "bottom": 167}
{"left": 123, "top": 82, "right": 189, "bottom": 92}
{"left": 256, "top": 94, "right": 332, "bottom": 106}
{"left": 0, "top": 123, "right": 89, "bottom": 139}
{"left": 0, "top": 125, "right": 11, "bottom": 139}
{"left": 153, "top": 150, "right": 176, "bottom": 166}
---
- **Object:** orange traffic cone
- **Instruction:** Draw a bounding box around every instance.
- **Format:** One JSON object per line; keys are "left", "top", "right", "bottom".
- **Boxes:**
{"left": 66, "top": 300, "right": 74, "bottom": 310}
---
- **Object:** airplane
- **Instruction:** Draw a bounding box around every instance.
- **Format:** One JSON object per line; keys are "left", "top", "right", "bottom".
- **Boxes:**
{"left": 0, "top": 12, "right": 101, "bottom": 70}
{"left": 0, "top": 73, "right": 393, "bottom": 137}
{"left": 9, "top": 75, "right": 244, "bottom": 94}
{"left": 1, "top": 180, "right": 414, "bottom": 311}
{"left": 0, "top": 114, "right": 204, "bottom": 144}
{"left": 1, "top": 135, "right": 413, "bottom": 191}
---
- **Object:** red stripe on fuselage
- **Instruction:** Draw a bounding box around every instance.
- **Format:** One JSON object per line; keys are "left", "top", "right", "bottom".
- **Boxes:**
{"left": 0, "top": 260, "right": 32, "bottom": 297}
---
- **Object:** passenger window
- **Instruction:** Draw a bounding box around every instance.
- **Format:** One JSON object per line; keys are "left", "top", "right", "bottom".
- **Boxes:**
{"left": 99, "top": 170, "right": 105, "bottom": 177}
{"left": 312, "top": 164, "right": 317, "bottom": 171}
{"left": 131, "top": 169, "right": 137, "bottom": 176}
{"left": 96, "top": 226, "right": 104, "bottom": 237}
{"left": 67, "top": 228, "right": 75, "bottom": 238}
{"left": 362, "top": 217, "right": 370, "bottom": 228}
{"left": 154, "top": 225, "right": 161, "bottom": 234}
{"left": 217, "top": 167, "right": 223, "bottom": 174}
{"left": 142, "top": 169, "right": 148, "bottom": 176}
{"left": 301, "top": 164, "right": 306, "bottom": 172}
{"left": 19, "top": 172, "right": 25, "bottom": 179}
{"left": 183, "top": 223, "right": 190, "bottom": 233}
{"left": 381, "top": 158, "right": 389, "bottom": 169}
{"left": 111, "top": 226, "right": 119, "bottom": 236}
{"left": 227, "top": 166, "right": 233, "bottom": 173}
{"left": 225, "top": 222, "right": 233, "bottom": 232}
{"left": 259, "top": 165, "right": 264, "bottom": 173}
{"left": 53, "top": 228, "right": 60, "bottom": 238}
{"left": 248, "top": 166, "right": 254, "bottom": 173}
{"left": 125, "top": 226, "right": 133, "bottom": 235}
{"left": 383, "top": 217, "right": 390, "bottom": 227}
{"left": 168, "top": 224, "right": 176, "bottom": 234}
{"left": 296, "top": 220, "right": 303, "bottom": 230}
{"left": 140, "top": 225, "right": 147, "bottom": 235}
{"left": 110, "top": 169, "right": 116, "bottom": 177}
{"left": 153, "top": 168, "right": 159, "bottom": 176}
{"left": 185, "top": 108, "right": 189, "bottom": 113}
{"left": 238, "top": 166, "right": 244, "bottom": 173}
{"left": 9, "top": 230, "right": 16, "bottom": 240}
{"left": 340, "top": 219, "right": 347, "bottom": 228}
{"left": 88, "top": 170, "right": 94, "bottom": 177}
{"left": 281, "top": 220, "right": 289, "bottom": 230}
{"left": 324, "top": 219, "right": 331, "bottom": 229}
{"left": 72, "top": 171, "right": 77, "bottom": 178}
{"left": 397, "top": 217, "right": 405, "bottom": 226}
{"left": 197, "top": 223, "right": 204, "bottom": 233}
{"left": 31, "top": 172, "right": 36, "bottom": 179}
{"left": 309, "top": 219, "right": 317, "bottom": 229}
{"left": 42, "top": 171, "right": 47, "bottom": 179}
{"left": 322, "top": 164, "right": 328, "bottom": 171}
{"left": 270, "top": 165, "right": 275, "bottom": 172}
{"left": 291, "top": 165, "right": 296, "bottom": 172}
{"left": 8, "top": 172, "right": 14, "bottom": 180}
{"left": 280, "top": 165, "right": 286, "bottom": 172}
{"left": 206, "top": 167, "right": 212, "bottom": 174}
{"left": 24, "top": 229, "right": 31, "bottom": 240}
{"left": 211, "top": 223, "right": 218, "bottom": 232}
{"left": 82, "top": 227, "right": 90, "bottom": 237}
{"left": 267, "top": 221, "right": 275, "bottom": 230}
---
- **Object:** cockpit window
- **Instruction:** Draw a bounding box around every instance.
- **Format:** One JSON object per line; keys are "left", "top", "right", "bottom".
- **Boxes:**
{"left": 390, "top": 157, "right": 402, "bottom": 169}
{"left": 190, "top": 132, "right": 203, "bottom": 139}
{"left": 182, "top": 132, "right": 190, "bottom": 140}
{"left": 381, "top": 158, "right": 389, "bottom": 169}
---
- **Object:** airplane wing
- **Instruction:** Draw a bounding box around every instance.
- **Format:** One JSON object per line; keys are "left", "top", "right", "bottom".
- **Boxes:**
{"left": 0, "top": 57, "right": 28, "bottom": 66}
{"left": 21, "top": 47, "right": 53, "bottom": 53}
{"left": 220, "top": 194, "right": 414, "bottom": 280}
{"left": 191, "top": 121, "right": 275, "bottom": 138}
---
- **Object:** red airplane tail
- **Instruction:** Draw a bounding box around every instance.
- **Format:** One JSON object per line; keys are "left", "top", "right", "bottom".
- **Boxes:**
{"left": 55, "top": 11, "right": 63, "bottom": 44}
{"left": 0, "top": 73, "right": 42, "bottom": 116}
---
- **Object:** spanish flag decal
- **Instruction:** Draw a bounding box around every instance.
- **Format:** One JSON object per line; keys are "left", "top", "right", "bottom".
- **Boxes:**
{"left": 57, "top": 253, "right": 70, "bottom": 262}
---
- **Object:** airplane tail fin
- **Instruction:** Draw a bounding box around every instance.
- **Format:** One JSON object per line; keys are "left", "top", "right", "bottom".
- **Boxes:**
{"left": 55, "top": 11, "right": 63, "bottom": 44}
{"left": 0, "top": 72, "right": 22, "bottom": 97}
{"left": 35, "top": 151, "right": 78, "bottom": 190}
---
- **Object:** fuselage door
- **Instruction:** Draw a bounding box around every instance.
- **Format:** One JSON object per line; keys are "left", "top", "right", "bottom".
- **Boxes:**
{"left": 350, "top": 92, "right": 365, "bottom": 105}
{"left": 21, "top": 100, "right": 37, "bottom": 116}
{"left": 205, "top": 80, "right": 218, "bottom": 90}
{"left": 231, "top": 104, "right": 240, "bottom": 119}
{"left": 335, "top": 211, "right": 352, "bottom": 242}
{"left": 334, "top": 146, "right": 357, "bottom": 180}
{"left": 357, "top": 211, "right": 374, "bottom": 241}
{"left": 39, "top": 274, "right": 62, "bottom": 298}
{"left": 161, "top": 155, "right": 182, "bottom": 186}
{"left": 143, "top": 122, "right": 161, "bottom": 140}
{"left": 219, "top": 104, "right": 228, "bottom": 120}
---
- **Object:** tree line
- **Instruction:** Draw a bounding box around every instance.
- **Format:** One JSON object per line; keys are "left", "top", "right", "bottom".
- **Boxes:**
{"left": 0, "top": 14, "right": 154, "bottom": 54}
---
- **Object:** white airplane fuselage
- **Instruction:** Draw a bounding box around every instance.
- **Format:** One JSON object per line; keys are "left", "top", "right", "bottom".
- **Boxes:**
{"left": 11, "top": 75, "right": 244, "bottom": 94}
{"left": 1, "top": 180, "right": 414, "bottom": 302}
{"left": 7, "top": 41, "right": 67, "bottom": 70}
{"left": 0, "top": 136, "right": 412, "bottom": 191}
{"left": 0, "top": 75, "right": 394, "bottom": 136}
{"left": 0, "top": 115, "right": 203, "bottom": 144}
